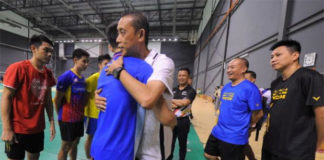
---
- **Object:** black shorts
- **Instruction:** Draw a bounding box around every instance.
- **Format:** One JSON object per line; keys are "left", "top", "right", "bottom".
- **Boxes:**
{"left": 59, "top": 120, "right": 84, "bottom": 141}
{"left": 204, "top": 134, "right": 244, "bottom": 160}
{"left": 5, "top": 131, "right": 44, "bottom": 159}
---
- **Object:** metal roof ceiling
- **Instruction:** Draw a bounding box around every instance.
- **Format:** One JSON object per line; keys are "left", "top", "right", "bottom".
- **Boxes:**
{"left": 0, "top": 0, "right": 206, "bottom": 41}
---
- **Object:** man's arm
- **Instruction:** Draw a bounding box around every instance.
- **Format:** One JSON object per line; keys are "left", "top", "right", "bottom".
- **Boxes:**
{"left": 54, "top": 90, "right": 65, "bottom": 114}
{"left": 45, "top": 89, "right": 55, "bottom": 141}
{"left": 153, "top": 97, "right": 177, "bottom": 128}
{"left": 119, "top": 69, "right": 165, "bottom": 109}
{"left": 107, "top": 56, "right": 176, "bottom": 125}
{"left": 314, "top": 106, "right": 324, "bottom": 150}
{"left": 1, "top": 87, "right": 16, "bottom": 142}
{"left": 171, "top": 99, "right": 191, "bottom": 108}
{"left": 250, "top": 109, "right": 263, "bottom": 126}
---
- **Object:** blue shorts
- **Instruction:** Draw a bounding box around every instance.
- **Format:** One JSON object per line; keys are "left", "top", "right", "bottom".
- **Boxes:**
{"left": 84, "top": 117, "right": 98, "bottom": 136}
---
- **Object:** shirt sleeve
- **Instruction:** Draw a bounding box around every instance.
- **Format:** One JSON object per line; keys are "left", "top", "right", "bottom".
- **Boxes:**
{"left": 56, "top": 72, "right": 71, "bottom": 92}
{"left": 248, "top": 84, "right": 262, "bottom": 111}
{"left": 303, "top": 71, "right": 324, "bottom": 106}
{"left": 3, "top": 63, "right": 22, "bottom": 90}
{"left": 185, "top": 88, "right": 196, "bottom": 103}
{"left": 147, "top": 55, "right": 175, "bottom": 95}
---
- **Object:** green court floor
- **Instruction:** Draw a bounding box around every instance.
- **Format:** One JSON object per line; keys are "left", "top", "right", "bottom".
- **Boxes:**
{"left": 0, "top": 85, "right": 205, "bottom": 159}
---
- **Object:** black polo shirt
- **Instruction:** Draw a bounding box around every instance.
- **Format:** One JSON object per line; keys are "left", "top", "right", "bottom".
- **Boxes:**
{"left": 172, "top": 85, "right": 196, "bottom": 118}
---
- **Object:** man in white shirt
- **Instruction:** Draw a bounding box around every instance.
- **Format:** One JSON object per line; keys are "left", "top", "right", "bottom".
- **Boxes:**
{"left": 96, "top": 11, "right": 176, "bottom": 159}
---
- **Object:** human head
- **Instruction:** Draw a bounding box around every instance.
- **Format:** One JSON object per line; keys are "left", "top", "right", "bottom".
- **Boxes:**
{"left": 188, "top": 76, "right": 192, "bottom": 85}
{"left": 244, "top": 70, "right": 256, "bottom": 83}
{"left": 0, "top": 76, "right": 3, "bottom": 83}
{"left": 116, "top": 11, "right": 149, "bottom": 56}
{"left": 97, "top": 54, "right": 111, "bottom": 71}
{"left": 106, "top": 21, "right": 120, "bottom": 53}
{"left": 227, "top": 58, "right": 249, "bottom": 82}
{"left": 29, "top": 34, "right": 54, "bottom": 64}
{"left": 72, "top": 48, "right": 90, "bottom": 71}
{"left": 270, "top": 40, "right": 301, "bottom": 72}
{"left": 178, "top": 67, "right": 190, "bottom": 86}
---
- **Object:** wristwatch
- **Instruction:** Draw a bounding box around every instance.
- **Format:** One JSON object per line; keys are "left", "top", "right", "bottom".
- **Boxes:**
{"left": 112, "top": 67, "right": 124, "bottom": 80}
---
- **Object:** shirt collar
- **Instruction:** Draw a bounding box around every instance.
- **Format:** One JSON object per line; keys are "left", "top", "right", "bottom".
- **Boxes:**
{"left": 144, "top": 49, "right": 159, "bottom": 65}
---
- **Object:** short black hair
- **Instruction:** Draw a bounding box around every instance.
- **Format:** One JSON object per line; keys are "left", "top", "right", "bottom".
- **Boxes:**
{"left": 0, "top": 76, "right": 3, "bottom": 81}
{"left": 179, "top": 67, "right": 191, "bottom": 75}
{"left": 106, "top": 21, "right": 119, "bottom": 49}
{"left": 98, "top": 54, "right": 111, "bottom": 64}
{"left": 29, "top": 34, "right": 53, "bottom": 49}
{"left": 245, "top": 70, "right": 256, "bottom": 79}
{"left": 234, "top": 57, "right": 249, "bottom": 69}
{"left": 121, "top": 11, "right": 149, "bottom": 46}
{"left": 270, "top": 40, "right": 301, "bottom": 53}
{"left": 72, "top": 48, "right": 90, "bottom": 59}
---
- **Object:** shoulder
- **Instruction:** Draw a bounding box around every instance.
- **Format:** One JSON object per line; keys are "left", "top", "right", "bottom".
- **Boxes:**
{"left": 58, "top": 70, "right": 72, "bottom": 81}
{"left": 7, "top": 60, "right": 27, "bottom": 70}
{"left": 271, "top": 76, "right": 282, "bottom": 87}
{"left": 86, "top": 72, "right": 99, "bottom": 81}
{"left": 155, "top": 54, "right": 174, "bottom": 66}
{"left": 297, "top": 68, "right": 322, "bottom": 78}
{"left": 188, "top": 86, "right": 196, "bottom": 92}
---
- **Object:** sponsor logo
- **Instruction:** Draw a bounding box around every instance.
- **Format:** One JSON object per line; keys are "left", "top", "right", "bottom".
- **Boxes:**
{"left": 313, "top": 96, "right": 320, "bottom": 101}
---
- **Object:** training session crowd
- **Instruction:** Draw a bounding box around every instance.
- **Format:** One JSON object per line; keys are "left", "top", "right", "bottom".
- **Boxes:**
{"left": 1, "top": 11, "right": 324, "bottom": 160}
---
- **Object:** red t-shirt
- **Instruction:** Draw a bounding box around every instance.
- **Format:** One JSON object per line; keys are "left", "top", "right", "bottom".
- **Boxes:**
{"left": 3, "top": 60, "right": 56, "bottom": 134}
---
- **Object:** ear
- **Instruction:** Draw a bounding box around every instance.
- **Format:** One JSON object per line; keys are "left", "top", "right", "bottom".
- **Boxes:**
{"left": 30, "top": 45, "right": 37, "bottom": 53}
{"left": 292, "top": 51, "right": 300, "bottom": 62}
{"left": 137, "top": 29, "right": 145, "bottom": 42}
{"left": 73, "top": 57, "right": 78, "bottom": 64}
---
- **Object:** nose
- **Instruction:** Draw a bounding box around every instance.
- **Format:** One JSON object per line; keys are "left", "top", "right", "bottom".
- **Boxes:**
{"left": 270, "top": 56, "right": 276, "bottom": 64}
{"left": 116, "top": 34, "right": 122, "bottom": 44}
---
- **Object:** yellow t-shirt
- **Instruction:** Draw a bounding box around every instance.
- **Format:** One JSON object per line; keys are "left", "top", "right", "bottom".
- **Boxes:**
{"left": 84, "top": 72, "right": 100, "bottom": 118}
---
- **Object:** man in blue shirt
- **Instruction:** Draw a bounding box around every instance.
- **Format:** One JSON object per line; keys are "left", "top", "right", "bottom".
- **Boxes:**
{"left": 204, "top": 58, "right": 263, "bottom": 160}
{"left": 91, "top": 57, "right": 153, "bottom": 160}
{"left": 90, "top": 18, "right": 153, "bottom": 159}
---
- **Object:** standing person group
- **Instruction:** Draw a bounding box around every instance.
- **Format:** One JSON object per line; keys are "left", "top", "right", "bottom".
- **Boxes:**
{"left": 1, "top": 11, "right": 324, "bottom": 160}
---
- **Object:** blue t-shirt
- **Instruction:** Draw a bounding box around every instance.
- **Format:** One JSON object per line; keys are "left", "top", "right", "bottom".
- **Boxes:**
{"left": 91, "top": 57, "right": 153, "bottom": 160}
{"left": 56, "top": 70, "right": 87, "bottom": 122}
{"left": 212, "top": 80, "right": 262, "bottom": 145}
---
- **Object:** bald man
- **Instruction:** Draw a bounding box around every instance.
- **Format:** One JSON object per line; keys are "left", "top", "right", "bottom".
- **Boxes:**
{"left": 204, "top": 58, "right": 263, "bottom": 160}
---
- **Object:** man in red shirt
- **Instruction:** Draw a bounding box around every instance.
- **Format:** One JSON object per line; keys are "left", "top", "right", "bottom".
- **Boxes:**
{"left": 1, "top": 34, "right": 56, "bottom": 160}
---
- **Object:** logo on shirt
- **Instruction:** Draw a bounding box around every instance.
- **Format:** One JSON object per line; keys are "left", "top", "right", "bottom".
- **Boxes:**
{"left": 74, "top": 78, "right": 79, "bottom": 82}
{"left": 181, "top": 91, "right": 187, "bottom": 96}
{"left": 272, "top": 88, "right": 288, "bottom": 100}
{"left": 222, "top": 92, "right": 234, "bottom": 100}
{"left": 31, "top": 78, "right": 47, "bottom": 105}
{"left": 312, "top": 96, "right": 320, "bottom": 101}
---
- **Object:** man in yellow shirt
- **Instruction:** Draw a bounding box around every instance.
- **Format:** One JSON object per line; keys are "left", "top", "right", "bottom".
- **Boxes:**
{"left": 84, "top": 54, "right": 111, "bottom": 159}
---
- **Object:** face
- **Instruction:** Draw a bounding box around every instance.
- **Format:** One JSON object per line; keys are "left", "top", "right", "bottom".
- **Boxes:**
{"left": 244, "top": 73, "right": 256, "bottom": 83}
{"left": 74, "top": 56, "right": 89, "bottom": 71}
{"left": 31, "top": 42, "right": 53, "bottom": 64}
{"left": 98, "top": 59, "right": 110, "bottom": 71}
{"left": 116, "top": 16, "right": 144, "bottom": 56}
{"left": 178, "top": 70, "right": 189, "bottom": 86}
{"left": 188, "top": 77, "right": 192, "bottom": 85}
{"left": 270, "top": 46, "right": 299, "bottom": 71}
{"left": 226, "top": 59, "right": 247, "bottom": 82}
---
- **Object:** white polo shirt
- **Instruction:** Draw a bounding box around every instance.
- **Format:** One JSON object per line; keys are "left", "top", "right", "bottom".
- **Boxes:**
{"left": 136, "top": 49, "right": 175, "bottom": 160}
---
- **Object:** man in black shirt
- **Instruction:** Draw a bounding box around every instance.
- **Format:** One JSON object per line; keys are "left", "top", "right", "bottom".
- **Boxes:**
{"left": 167, "top": 68, "right": 196, "bottom": 160}
{"left": 262, "top": 40, "right": 324, "bottom": 160}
